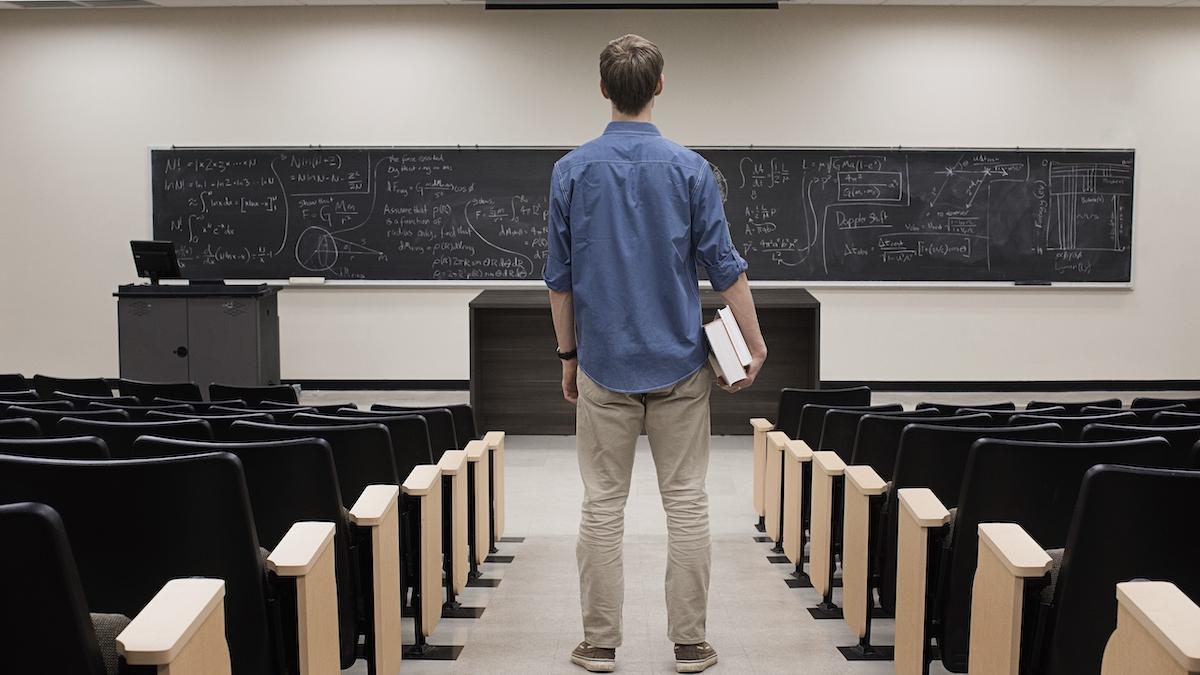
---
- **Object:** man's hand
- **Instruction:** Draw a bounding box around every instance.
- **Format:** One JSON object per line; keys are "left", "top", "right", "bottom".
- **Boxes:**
{"left": 716, "top": 348, "right": 766, "bottom": 394}
{"left": 562, "top": 360, "right": 579, "bottom": 405}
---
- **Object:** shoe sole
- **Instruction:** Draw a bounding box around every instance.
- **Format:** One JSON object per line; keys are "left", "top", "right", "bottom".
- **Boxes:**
{"left": 571, "top": 655, "right": 617, "bottom": 672}
{"left": 676, "top": 654, "right": 718, "bottom": 673}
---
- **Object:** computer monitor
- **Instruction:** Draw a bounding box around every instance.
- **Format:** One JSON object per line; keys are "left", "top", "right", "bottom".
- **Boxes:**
{"left": 130, "top": 240, "right": 181, "bottom": 285}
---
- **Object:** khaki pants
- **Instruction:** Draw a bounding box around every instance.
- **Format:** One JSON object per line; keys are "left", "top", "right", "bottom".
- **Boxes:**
{"left": 576, "top": 366, "right": 713, "bottom": 648}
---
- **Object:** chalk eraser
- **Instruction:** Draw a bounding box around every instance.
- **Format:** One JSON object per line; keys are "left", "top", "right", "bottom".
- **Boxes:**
{"left": 288, "top": 276, "right": 326, "bottom": 285}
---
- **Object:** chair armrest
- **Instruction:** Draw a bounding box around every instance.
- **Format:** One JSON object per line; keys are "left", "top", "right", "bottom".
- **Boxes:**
{"left": 845, "top": 465, "right": 887, "bottom": 496}
{"left": 402, "top": 465, "right": 442, "bottom": 497}
{"left": 349, "top": 485, "right": 402, "bottom": 674}
{"left": 1104, "top": 581, "right": 1200, "bottom": 674}
{"left": 267, "top": 522, "right": 340, "bottom": 675}
{"left": 438, "top": 449, "right": 467, "bottom": 475}
{"left": 842, "top": 465, "right": 887, "bottom": 638}
{"left": 968, "top": 523, "right": 1054, "bottom": 675}
{"left": 483, "top": 431, "right": 506, "bottom": 539}
{"left": 898, "top": 488, "right": 950, "bottom": 527}
{"left": 812, "top": 450, "right": 846, "bottom": 476}
{"left": 116, "top": 578, "right": 231, "bottom": 674}
{"left": 785, "top": 439, "right": 812, "bottom": 461}
{"left": 979, "top": 523, "right": 1054, "bottom": 577}
{"left": 349, "top": 484, "right": 400, "bottom": 526}
{"left": 463, "top": 439, "right": 491, "bottom": 565}
{"left": 750, "top": 417, "right": 774, "bottom": 431}
{"left": 895, "top": 488, "right": 952, "bottom": 674}
{"left": 464, "top": 439, "right": 486, "bottom": 461}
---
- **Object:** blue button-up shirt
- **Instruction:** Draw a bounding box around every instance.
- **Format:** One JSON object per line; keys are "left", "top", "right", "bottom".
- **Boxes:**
{"left": 544, "top": 122, "right": 748, "bottom": 394}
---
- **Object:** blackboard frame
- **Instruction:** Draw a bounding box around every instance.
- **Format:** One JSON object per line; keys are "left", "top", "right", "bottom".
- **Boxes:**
{"left": 145, "top": 145, "right": 1137, "bottom": 290}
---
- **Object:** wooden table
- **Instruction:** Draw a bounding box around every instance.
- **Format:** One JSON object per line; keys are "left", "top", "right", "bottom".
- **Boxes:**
{"left": 469, "top": 288, "right": 820, "bottom": 435}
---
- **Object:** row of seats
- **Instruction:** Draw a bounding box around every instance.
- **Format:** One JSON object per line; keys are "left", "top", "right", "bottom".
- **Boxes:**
{"left": 0, "top": 376, "right": 509, "bottom": 675}
{"left": 749, "top": 386, "right": 1200, "bottom": 674}
{"left": 0, "top": 372, "right": 301, "bottom": 405}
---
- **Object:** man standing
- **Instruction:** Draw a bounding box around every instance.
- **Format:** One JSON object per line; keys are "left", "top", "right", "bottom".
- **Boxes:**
{"left": 545, "top": 34, "right": 767, "bottom": 674}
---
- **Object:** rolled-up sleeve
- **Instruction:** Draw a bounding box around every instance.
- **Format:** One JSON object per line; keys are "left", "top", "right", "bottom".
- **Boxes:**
{"left": 691, "top": 164, "right": 748, "bottom": 292}
{"left": 543, "top": 163, "right": 572, "bottom": 292}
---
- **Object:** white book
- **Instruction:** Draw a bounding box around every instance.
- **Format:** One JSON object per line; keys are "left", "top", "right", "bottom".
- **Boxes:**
{"left": 717, "top": 306, "right": 753, "bottom": 367}
{"left": 705, "top": 318, "right": 747, "bottom": 385}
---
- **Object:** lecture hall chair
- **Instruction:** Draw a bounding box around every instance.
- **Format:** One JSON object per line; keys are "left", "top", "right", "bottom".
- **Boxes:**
{"left": 807, "top": 413, "right": 990, "bottom": 620}
{"left": 0, "top": 417, "right": 41, "bottom": 438}
{"left": 966, "top": 465, "right": 1200, "bottom": 675}
{"left": 1081, "top": 421, "right": 1200, "bottom": 465}
{"left": 1082, "top": 403, "right": 1187, "bottom": 423}
{"left": 87, "top": 401, "right": 196, "bottom": 421}
{"left": 0, "top": 436, "right": 111, "bottom": 460}
{"left": 2, "top": 406, "right": 130, "bottom": 433}
{"left": 914, "top": 401, "right": 1016, "bottom": 415}
{"left": 132, "top": 436, "right": 395, "bottom": 672}
{"left": 116, "top": 378, "right": 203, "bottom": 403}
{"left": 31, "top": 375, "right": 112, "bottom": 399}
{"left": 834, "top": 422, "right": 1063, "bottom": 660}
{"left": 892, "top": 437, "right": 1173, "bottom": 674}
{"left": 57, "top": 418, "right": 213, "bottom": 458}
{"left": 1132, "top": 395, "right": 1200, "bottom": 413}
{"left": 146, "top": 410, "right": 274, "bottom": 438}
{"left": 0, "top": 451, "right": 340, "bottom": 675}
{"left": 1026, "top": 398, "right": 1123, "bottom": 414}
{"left": 209, "top": 383, "right": 299, "bottom": 406}
{"left": 0, "top": 373, "right": 30, "bottom": 391}
{"left": 51, "top": 392, "right": 141, "bottom": 407}
{"left": 0, "top": 389, "right": 39, "bottom": 402}
{"left": 749, "top": 386, "right": 871, "bottom": 532}
{"left": 1009, "top": 410, "right": 1138, "bottom": 439}
{"left": 0, "top": 501, "right": 232, "bottom": 675}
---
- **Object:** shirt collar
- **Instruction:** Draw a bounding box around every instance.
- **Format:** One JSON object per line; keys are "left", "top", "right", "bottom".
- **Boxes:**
{"left": 603, "top": 121, "right": 661, "bottom": 136}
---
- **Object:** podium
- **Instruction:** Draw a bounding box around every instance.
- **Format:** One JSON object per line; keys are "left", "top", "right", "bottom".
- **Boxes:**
{"left": 115, "top": 284, "right": 281, "bottom": 392}
{"left": 470, "top": 289, "right": 821, "bottom": 435}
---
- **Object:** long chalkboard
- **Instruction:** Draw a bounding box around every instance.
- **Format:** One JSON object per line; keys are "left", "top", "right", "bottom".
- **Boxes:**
{"left": 151, "top": 147, "right": 1134, "bottom": 283}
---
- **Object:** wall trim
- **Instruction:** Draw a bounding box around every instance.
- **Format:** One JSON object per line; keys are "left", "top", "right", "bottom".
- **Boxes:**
{"left": 289, "top": 378, "right": 1200, "bottom": 393}
{"left": 821, "top": 380, "right": 1200, "bottom": 393}
{"left": 288, "top": 379, "right": 470, "bottom": 391}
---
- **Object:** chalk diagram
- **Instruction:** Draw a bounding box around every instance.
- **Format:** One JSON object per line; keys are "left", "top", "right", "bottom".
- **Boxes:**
{"left": 282, "top": 153, "right": 388, "bottom": 273}
{"left": 1046, "top": 162, "right": 1132, "bottom": 251}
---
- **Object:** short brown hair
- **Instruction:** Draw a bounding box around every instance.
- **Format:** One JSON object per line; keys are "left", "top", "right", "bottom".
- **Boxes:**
{"left": 599, "top": 34, "right": 664, "bottom": 115}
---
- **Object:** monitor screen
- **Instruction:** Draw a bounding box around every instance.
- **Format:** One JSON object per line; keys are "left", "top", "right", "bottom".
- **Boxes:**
{"left": 130, "top": 240, "right": 181, "bottom": 284}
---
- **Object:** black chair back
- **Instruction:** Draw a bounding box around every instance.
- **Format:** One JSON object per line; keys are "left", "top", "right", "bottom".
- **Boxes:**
{"left": 52, "top": 392, "right": 141, "bottom": 407}
{"left": 0, "top": 502, "right": 108, "bottom": 675}
{"left": 875, "top": 422, "right": 1065, "bottom": 613}
{"left": 334, "top": 407, "right": 457, "bottom": 459}
{"left": 0, "top": 418, "right": 41, "bottom": 438}
{"left": 146, "top": 410, "right": 274, "bottom": 438}
{"left": 57, "top": 418, "right": 214, "bottom": 459}
{"left": 1131, "top": 395, "right": 1200, "bottom": 413}
{"left": 87, "top": 401, "right": 196, "bottom": 421}
{"left": 0, "top": 399, "right": 74, "bottom": 414}
{"left": 0, "top": 389, "right": 39, "bottom": 401}
{"left": 209, "top": 384, "right": 298, "bottom": 406}
{"left": 292, "top": 412, "right": 433, "bottom": 481}
{"left": 228, "top": 420, "right": 400, "bottom": 508}
{"left": 817, "top": 407, "right": 936, "bottom": 461}
{"left": 936, "top": 436, "right": 1174, "bottom": 671}
{"left": 773, "top": 386, "right": 872, "bottom": 440}
{"left": 1081, "top": 422, "right": 1200, "bottom": 464}
{"left": 372, "top": 403, "right": 477, "bottom": 447}
{"left": 0, "top": 436, "right": 110, "bottom": 460}
{"left": 264, "top": 401, "right": 359, "bottom": 414}
{"left": 153, "top": 397, "right": 247, "bottom": 411}
{"left": 849, "top": 413, "right": 992, "bottom": 477}
{"left": 131, "top": 437, "right": 357, "bottom": 669}
{"left": 211, "top": 405, "right": 316, "bottom": 423}
{"left": 1035, "top": 465, "right": 1200, "bottom": 675}
{"left": 915, "top": 401, "right": 1015, "bottom": 415}
{"left": 980, "top": 405, "right": 1065, "bottom": 420}
{"left": 3, "top": 406, "right": 129, "bottom": 432}
{"left": 1081, "top": 404, "right": 1186, "bottom": 423}
{"left": 1150, "top": 410, "right": 1200, "bottom": 426}
{"left": 0, "top": 374, "right": 29, "bottom": 391}
{"left": 116, "top": 379, "right": 203, "bottom": 404}
{"left": 1009, "top": 411, "right": 1138, "bottom": 439}
{"left": 0, "top": 452, "right": 278, "bottom": 674}
{"left": 1026, "top": 398, "right": 1122, "bottom": 414}
{"left": 32, "top": 375, "right": 111, "bottom": 399}
{"left": 797, "top": 403, "right": 902, "bottom": 451}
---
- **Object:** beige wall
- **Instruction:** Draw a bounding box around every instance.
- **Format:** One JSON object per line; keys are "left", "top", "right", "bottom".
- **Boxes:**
{"left": 1, "top": 5, "right": 1198, "bottom": 382}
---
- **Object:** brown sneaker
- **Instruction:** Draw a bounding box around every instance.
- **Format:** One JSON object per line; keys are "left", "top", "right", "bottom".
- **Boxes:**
{"left": 571, "top": 641, "right": 616, "bottom": 672}
{"left": 675, "top": 642, "right": 718, "bottom": 673}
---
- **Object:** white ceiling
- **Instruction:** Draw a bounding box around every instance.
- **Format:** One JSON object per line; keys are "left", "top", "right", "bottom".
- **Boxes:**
{"left": 2, "top": 0, "right": 1197, "bottom": 8}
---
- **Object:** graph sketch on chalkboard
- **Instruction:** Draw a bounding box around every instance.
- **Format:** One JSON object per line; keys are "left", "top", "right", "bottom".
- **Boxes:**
{"left": 151, "top": 146, "right": 1134, "bottom": 284}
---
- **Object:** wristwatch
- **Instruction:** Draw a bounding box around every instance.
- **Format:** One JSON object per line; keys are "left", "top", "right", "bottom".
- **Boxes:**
{"left": 556, "top": 348, "right": 578, "bottom": 361}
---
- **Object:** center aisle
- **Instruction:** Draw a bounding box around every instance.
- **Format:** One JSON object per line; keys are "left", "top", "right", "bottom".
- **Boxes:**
{"left": 378, "top": 436, "right": 902, "bottom": 675}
